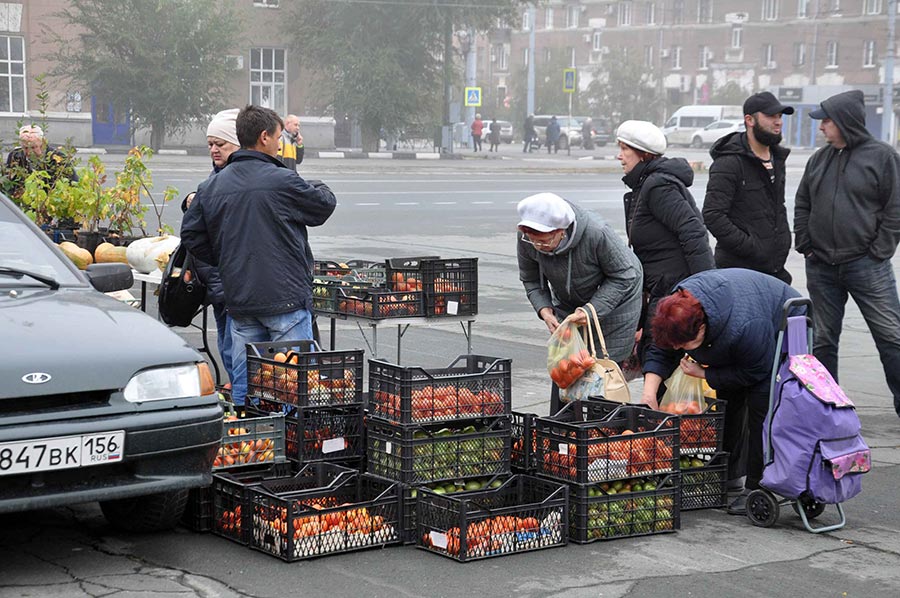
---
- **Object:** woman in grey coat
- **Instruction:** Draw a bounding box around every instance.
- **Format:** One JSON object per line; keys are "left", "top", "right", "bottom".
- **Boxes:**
{"left": 517, "top": 192, "right": 644, "bottom": 415}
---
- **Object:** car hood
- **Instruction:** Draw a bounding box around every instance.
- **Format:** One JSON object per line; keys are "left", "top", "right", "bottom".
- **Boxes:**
{"left": 1, "top": 287, "right": 202, "bottom": 398}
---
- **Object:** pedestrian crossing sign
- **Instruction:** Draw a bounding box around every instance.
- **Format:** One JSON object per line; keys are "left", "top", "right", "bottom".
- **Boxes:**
{"left": 465, "top": 87, "right": 482, "bottom": 107}
{"left": 563, "top": 69, "right": 576, "bottom": 93}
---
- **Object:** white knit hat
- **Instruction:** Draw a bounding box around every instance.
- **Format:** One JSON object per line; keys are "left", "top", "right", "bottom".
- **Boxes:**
{"left": 616, "top": 120, "right": 667, "bottom": 155}
{"left": 206, "top": 109, "right": 240, "bottom": 147}
{"left": 517, "top": 193, "right": 576, "bottom": 233}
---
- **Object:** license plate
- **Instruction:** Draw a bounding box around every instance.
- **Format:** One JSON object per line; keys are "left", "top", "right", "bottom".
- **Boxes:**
{"left": 0, "top": 431, "right": 125, "bottom": 476}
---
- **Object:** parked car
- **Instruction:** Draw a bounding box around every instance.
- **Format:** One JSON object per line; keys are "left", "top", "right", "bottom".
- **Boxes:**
{"left": 491, "top": 120, "right": 514, "bottom": 143}
{"left": 533, "top": 115, "right": 582, "bottom": 150}
{"left": 590, "top": 119, "right": 612, "bottom": 147}
{"left": 0, "top": 193, "right": 222, "bottom": 532}
{"left": 689, "top": 119, "right": 746, "bottom": 148}
{"left": 661, "top": 104, "right": 743, "bottom": 146}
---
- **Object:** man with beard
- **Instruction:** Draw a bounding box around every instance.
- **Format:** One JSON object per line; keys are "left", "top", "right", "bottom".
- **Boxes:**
{"left": 702, "top": 91, "right": 794, "bottom": 284}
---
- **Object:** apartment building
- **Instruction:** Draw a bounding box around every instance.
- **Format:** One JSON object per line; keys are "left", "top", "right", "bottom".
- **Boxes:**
{"left": 476, "top": 0, "right": 898, "bottom": 144}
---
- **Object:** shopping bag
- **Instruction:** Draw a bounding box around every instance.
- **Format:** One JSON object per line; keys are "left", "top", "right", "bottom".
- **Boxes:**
{"left": 571, "top": 303, "right": 632, "bottom": 404}
{"left": 659, "top": 368, "right": 706, "bottom": 415}
{"left": 547, "top": 313, "right": 596, "bottom": 391}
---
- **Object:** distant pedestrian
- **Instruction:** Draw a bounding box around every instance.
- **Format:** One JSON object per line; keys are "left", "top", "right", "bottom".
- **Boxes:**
{"left": 794, "top": 89, "right": 900, "bottom": 417}
{"left": 5, "top": 125, "right": 78, "bottom": 200}
{"left": 181, "top": 105, "right": 337, "bottom": 405}
{"left": 523, "top": 114, "right": 536, "bottom": 152}
{"left": 471, "top": 114, "right": 484, "bottom": 152}
{"left": 546, "top": 116, "right": 561, "bottom": 154}
{"left": 703, "top": 91, "right": 794, "bottom": 284}
{"left": 489, "top": 118, "right": 501, "bottom": 152}
{"left": 277, "top": 113, "right": 304, "bottom": 171}
{"left": 582, "top": 117, "right": 595, "bottom": 150}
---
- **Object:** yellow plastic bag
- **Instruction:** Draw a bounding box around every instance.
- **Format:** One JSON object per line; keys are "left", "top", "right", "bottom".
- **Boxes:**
{"left": 659, "top": 369, "right": 706, "bottom": 415}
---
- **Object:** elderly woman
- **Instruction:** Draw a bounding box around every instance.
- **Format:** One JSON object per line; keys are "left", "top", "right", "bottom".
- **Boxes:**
{"left": 517, "top": 192, "right": 644, "bottom": 416}
{"left": 617, "top": 120, "right": 714, "bottom": 368}
{"left": 5, "top": 125, "right": 78, "bottom": 198}
{"left": 182, "top": 109, "right": 241, "bottom": 392}
{"left": 641, "top": 268, "right": 803, "bottom": 515}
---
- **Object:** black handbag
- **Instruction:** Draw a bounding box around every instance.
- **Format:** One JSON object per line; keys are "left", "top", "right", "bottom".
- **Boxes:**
{"left": 158, "top": 244, "right": 206, "bottom": 327}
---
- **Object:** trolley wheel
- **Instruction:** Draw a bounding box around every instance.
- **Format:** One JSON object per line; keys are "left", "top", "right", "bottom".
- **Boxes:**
{"left": 792, "top": 497, "right": 826, "bottom": 520}
{"left": 746, "top": 489, "right": 780, "bottom": 527}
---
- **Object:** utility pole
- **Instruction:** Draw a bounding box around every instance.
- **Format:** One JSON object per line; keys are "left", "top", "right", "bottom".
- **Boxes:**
{"left": 442, "top": 14, "right": 453, "bottom": 153}
{"left": 465, "top": 29, "right": 477, "bottom": 130}
{"left": 884, "top": 0, "right": 896, "bottom": 145}
{"left": 527, "top": 5, "right": 536, "bottom": 115}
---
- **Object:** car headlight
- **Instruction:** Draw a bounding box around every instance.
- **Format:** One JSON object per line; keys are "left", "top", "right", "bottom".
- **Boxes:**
{"left": 123, "top": 363, "right": 215, "bottom": 402}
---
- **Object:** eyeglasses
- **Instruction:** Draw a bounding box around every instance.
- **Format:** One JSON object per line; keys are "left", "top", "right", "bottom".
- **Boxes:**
{"left": 521, "top": 230, "right": 566, "bottom": 249}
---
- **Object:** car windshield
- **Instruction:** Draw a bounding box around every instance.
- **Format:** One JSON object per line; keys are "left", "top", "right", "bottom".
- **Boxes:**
{"left": 0, "top": 203, "right": 83, "bottom": 286}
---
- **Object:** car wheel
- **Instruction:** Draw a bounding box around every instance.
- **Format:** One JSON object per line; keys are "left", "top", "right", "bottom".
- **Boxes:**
{"left": 559, "top": 136, "right": 569, "bottom": 150}
{"left": 100, "top": 489, "right": 190, "bottom": 533}
{"left": 691, "top": 136, "right": 704, "bottom": 148}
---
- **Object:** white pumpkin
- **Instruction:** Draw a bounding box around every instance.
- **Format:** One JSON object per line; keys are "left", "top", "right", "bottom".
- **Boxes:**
{"left": 126, "top": 235, "right": 181, "bottom": 273}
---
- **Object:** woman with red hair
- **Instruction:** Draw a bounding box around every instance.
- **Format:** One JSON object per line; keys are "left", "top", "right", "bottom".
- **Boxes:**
{"left": 641, "top": 268, "right": 803, "bottom": 516}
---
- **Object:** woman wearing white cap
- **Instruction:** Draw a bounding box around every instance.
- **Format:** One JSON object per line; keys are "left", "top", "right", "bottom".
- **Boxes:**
{"left": 517, "top": 192, "right": 644, "bottom": 416}
{"left": 616, "top": 120, "right": 714, "bottom": 377}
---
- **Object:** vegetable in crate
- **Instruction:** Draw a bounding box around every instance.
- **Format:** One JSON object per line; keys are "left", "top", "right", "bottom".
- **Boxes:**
{"left": 658, "top": 368, "right": 705, "bottom": 415}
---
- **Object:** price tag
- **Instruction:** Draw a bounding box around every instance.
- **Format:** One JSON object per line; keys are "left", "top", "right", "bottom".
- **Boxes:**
{"left": 558, "top": 443, "right": 568, "bottom": 456}
{"left": 429, "top": 531, "right": 448, "bottom": 549}
{"left": 322, "top": 437, "right": 345, "bottom": 454}
{"left": 386, "top": 441, "right": 393, "bottom": 455}
{"left": 447, "top": 300, "right": 459, "bottom": 315}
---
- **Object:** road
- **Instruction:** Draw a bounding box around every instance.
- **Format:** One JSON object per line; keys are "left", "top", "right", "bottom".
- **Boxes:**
{"left": 2, "top": 150, "right": 898, "bottom": 598}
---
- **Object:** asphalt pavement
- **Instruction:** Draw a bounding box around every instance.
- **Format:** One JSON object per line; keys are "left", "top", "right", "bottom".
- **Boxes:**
{"left": 2, "top": 145, "right": 899, "bottom": 598}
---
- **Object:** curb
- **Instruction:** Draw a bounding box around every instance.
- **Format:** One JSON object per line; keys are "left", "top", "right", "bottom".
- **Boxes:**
{"left": 310, "top": 150, "right": 459, "bottom": 160}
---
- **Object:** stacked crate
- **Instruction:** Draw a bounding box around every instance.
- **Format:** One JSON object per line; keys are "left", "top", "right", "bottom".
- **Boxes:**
{"left": 666, "top": 397, "right": 729, "bottom": 510}
{"left": 244, "top": 340, "right": 366, "bottom": 470}
{"left": 365, "top": 355, "right": 513, "bottom": 542}
{"left": 532, "top": 401, "right": 682, "bottom": 543}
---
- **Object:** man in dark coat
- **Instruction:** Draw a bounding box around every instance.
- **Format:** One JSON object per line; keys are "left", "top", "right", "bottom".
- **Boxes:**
{"left": 181, "top": 105, "right": 337, "bottom": 405}
{"left": 523, "top": 114, "right": 536, "bottom": 152}
{"left": 703, "top": 91, "right": 793, "bottom": 284}
{"left": 546, "top": 116, "right": 561, "bottom": 154}
{"left": 795, "top": 89, "right": 900, "bottom": 417}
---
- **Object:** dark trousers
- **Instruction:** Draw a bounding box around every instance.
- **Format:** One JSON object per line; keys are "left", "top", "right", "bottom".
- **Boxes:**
{"left": 547, "top": 140, "right": 558, "bottom": 153}
{"left": 718, "top": 386, "right": 769, "bottom": 490}
{"left": 472, "top": 134, "right": 482, "bottom": 152}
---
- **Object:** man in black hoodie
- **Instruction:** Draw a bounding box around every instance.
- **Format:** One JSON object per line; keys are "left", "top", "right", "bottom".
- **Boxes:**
{"left": 703, "top": 91, "right": 793, "bottom": 284}
{"left": 795, "top": 89, "right": 900, "bottom": 417}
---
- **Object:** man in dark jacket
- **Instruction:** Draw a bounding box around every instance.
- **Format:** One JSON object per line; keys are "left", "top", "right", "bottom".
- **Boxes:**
{"left": 181, "top": 105, "right": 337, "bottom": 405}
{"left": 523, "top": 114, "right": 536, "bottom": 152}
{"left": 794, "top": 89, "right": 900, "bottom": 417}
{"left": 546, "top": 116, "right": 561, "bottom": 154}
{"left": 703, "top": 91, "right": 793, "bottom": 284}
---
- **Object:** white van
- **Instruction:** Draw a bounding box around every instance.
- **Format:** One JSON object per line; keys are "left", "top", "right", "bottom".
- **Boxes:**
{"left": 662, "top": 105, "right": 743, "bottom": 146}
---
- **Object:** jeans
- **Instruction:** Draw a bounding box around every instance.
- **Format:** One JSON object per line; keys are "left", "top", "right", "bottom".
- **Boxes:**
{"left": 718, "top": 387, "right": 768, "bottom": 489}
{"left": 230, "top": 308, "right": 314, "bottom": 405}
{"left": 212, "top": 303, "right": 233, "bottom": 384}
{"left": 806, "top": 254, "right": 900, "bottom": 415}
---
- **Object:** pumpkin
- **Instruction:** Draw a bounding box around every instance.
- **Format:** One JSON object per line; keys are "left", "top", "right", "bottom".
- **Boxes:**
{"left": 59, "top": 241, "right": 93, "bottom": 270}
{"left": 94, "top": 242, "right": 129, "bottom": 264}
{"left": 126, "top": 235, "right": 180, "bottom": 273}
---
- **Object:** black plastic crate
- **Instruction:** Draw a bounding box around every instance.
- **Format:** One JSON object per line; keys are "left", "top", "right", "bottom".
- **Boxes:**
{"left": 211, "top": 461, "right": 294, "bottom": 544}
{"left": 281, "top": 404, "right": 366, "bottom": 465}
{"left": 369, "top": 355, "right": 511, "bottom": 424}
{"left": 215, "top": 413, "right": 286, "bottom": 469}
{"left": 314, "top": 259, "right": 353, "bottom": 277}
{"left": 422, "top": 257, "right": 478, "bottom": 317}
{"left": 312, "top": 277, "right": 377, "bottom": 314}
{"left": 250, "top": 472, "right": 401, "bottom": 561}
{"left": 400, "top": 474, "right": 513, "bottom": 544}
{"left": 246, "top": 340, "right": 364, "bottom": 407}
{"left": 511, "top": 411, "right": 536, "bottom": 473}
{"left": 181, "top": 487, "right": 213, "bottom": 532}
{"left": 680, "top": 451, "right": 729, "bottom": 511}
{"left": 533, "top": 402, "right": 680, "bottom": 485}
{"left": 366, "top": 416, "right": 511, "bottom": 485}
{"left": 384, "top": 256, "right": 441, "bottom": 294}
{"left": 345, "top": 259, "right": 386, "bottom": 284}
{"left": 416, "top": 475, "right": 568, "bottom": 561}
{"left": 569, "top": 473, "right": 681, "bottom": 543}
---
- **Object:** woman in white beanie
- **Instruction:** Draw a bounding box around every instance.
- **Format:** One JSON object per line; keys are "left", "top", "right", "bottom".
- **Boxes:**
{"left": 616, "top": 120, "right": 714, "bottom": 384}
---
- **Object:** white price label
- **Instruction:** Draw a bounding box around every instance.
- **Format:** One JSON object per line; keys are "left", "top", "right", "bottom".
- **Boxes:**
{"left": 558, "top": 443, "right": 568, "bottom": 456}
{"left": 447, "top": 300, "right": 459, "bottom": 315}
{"left": 429, "top": 531, "right": 448, "bottom": 549}
{"left": 322, "top": 437, "right": 345, "bottom": 454}
{"left": 386, "top": 441, "right": 393, "bottom": 455}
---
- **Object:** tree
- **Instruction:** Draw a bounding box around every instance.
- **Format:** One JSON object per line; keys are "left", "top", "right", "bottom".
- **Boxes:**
{"left": 46, "top": 0, "right": 239, "bottom": 150}
{"left": 710, "top": 81, "right": 749, "bottom": 105}
{"left": 509, "top": 52, "right": 583, "bottom": 123}
{"left": 287, "top": 0, "right": 524, "bottom": 151}
{"left": 586, "top": 49, "right": 661, "bottom": 125}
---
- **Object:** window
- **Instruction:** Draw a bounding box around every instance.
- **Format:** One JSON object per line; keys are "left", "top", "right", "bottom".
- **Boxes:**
{"left": 826, "top": 40, "right": 839, "bottom": 67}
{"left": 699, "top": 45, "right": 710, "bottom": 69}
{"left": 863, "top": 40, "right": 876, "bottom": 67}
{"left": 698, "top": 0, "right": 713, "bottom": 23}
{"left": 567, "top": 5, "right": 580, "bottom": 28}
{"left": 522, "top": 9, "right": 531, "bottom": 30}
{"left": 250, "top": 47, "right": 286, "bottom": 114}
{"left": 0, "top": 35, "right": 26, "bottom": 114}
{"left": 797, "top": 0, "right": 810, "bottom": 17}
{"left": 827, "top": 0, "right": 840, "bottom": 14}
{"left": 523, "top": 47, "right": 530, "bottom": 66}
{"left": 499, "top": 45, "right": 510, "bottom": 70}
{"left": 763, "top": 43, "right": 775, "bottom": 68}
{"left": 497, "top": 86, "right": 507, "bottom": 108}
{"left": 593, "top": 31, "right": 603, "bottom": 52}
{"left": 647, "top": 2, "right": 658, "bottom": 24}
{"left": 65, "top": 91, "right": 82, "bottom": 113}
{"left": 673, "top": 0, "right": 685, "bottom": 23}
{"left": 644, "top": 44, "right": 655, "bottom": 67}
{"left": 731, "top": 26, "right": 743, "bottom": 49}
{"left": 253, "top": 0, "right": 279, "bottom": 6}
{"left": 762, "top": 0, "right": 778, "bottom": 20}
{"left": 672, "top": 45, "right": 682, "bottom": 69}
{"left": 544, "top": 48, "right": 552, "bottom": 62}
{"left": 793, "top": 42, "right": 806, "bottom": 65}
{"left": 864, "top": 0, "right": 882, "bottom": 14}
{"left": 619, "top": 1, "right": 633, "bottom": 25}
{"left": 545, "top": 7, "right": 554, "bottom": 28}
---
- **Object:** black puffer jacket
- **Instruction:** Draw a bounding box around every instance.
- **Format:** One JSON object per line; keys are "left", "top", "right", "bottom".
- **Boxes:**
{"left": 795, "top": 90, "right": 900, "bottom": 264}
{"left": 703, "top": 132, "right": 791, "bottom": 281}
{"left": 180, "top": 163, "right": 225, "bottom": 306}
{"left": 180, "top": 150, "right": 337, "bottom": 318}
{"left": 623, "top": 157, "right": 715, "bottom": 302}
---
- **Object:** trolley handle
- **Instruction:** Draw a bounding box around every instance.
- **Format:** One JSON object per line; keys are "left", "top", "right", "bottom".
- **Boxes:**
{"left": 781, "top": 297, "right": 813, "bottom": 331}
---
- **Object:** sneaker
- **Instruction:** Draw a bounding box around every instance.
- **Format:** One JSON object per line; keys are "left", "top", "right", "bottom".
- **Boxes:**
{"left": 727, "top": 490, "right": 751, "bottom": 515}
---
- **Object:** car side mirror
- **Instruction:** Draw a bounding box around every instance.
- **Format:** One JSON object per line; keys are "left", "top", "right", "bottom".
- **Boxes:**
{"left": 85, "top": 263, "right": 134, "bottom": 293}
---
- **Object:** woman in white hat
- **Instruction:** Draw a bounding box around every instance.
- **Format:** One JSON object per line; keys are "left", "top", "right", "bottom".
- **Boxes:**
{"left": 616, "top": 120, "right": 714, "bottom": 379}
{"left": 517, "top": 191, "right": 644, "bottom": 416}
